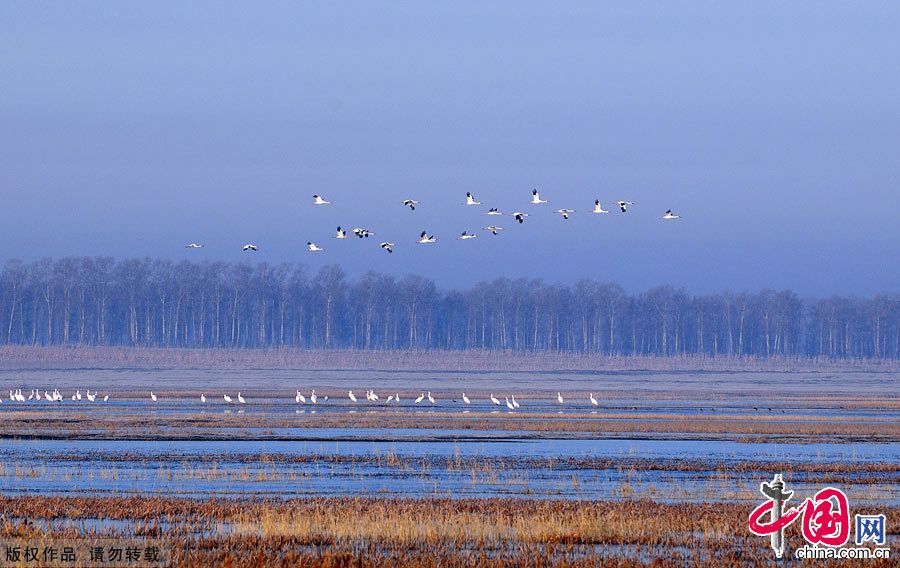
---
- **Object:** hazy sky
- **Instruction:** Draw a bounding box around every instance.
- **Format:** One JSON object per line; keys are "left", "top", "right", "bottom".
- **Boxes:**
{"left": 2, "top": 2, "right": 898, "bottom": 295}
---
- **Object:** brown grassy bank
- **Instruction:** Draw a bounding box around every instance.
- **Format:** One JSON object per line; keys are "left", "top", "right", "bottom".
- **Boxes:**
{"left": 1, "top": 345, "right": 898, "bottom": 372}
{"left": 0, "top": 497, "right": 895, "bottom": 567}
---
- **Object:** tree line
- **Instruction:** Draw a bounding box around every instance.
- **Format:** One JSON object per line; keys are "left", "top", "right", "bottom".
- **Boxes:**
{"left": 0, "top": 257, "right": 897, "bottom": 360}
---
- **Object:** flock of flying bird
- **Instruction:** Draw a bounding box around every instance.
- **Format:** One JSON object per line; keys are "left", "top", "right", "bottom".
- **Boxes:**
{"left": 183, "top": 189, "right": 681, "bottom": 253}
{"left": 3, "top": 387, "right": 604, "bottom": 410}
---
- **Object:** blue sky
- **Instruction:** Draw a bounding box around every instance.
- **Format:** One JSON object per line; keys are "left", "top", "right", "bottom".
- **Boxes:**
{"left": 1, "top": 2, "right": 898, "bottom": 295}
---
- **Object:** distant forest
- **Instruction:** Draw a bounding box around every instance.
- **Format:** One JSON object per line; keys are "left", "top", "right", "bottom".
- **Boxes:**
{"left": 0, "top": 257, "right": 898, "bottom": 360}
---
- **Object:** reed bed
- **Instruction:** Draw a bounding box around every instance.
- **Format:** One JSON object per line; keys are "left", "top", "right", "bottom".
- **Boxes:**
{"left": 0, "top": 497, "right": 895, "bottom": 567}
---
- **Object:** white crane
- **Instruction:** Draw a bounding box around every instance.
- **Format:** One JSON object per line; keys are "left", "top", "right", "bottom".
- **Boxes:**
{"left": 427, "top": 391, "right": 435, "bottom": 404}
{"left": 200, "top": 393, "right": 206, "bottom": 403}
{"left": 490, "top": 393, "right": 501, "bottom": 405}
{"left": 462, "top": 393, "right": 470, "bottom": 404}
{"left": 485, "top": 226, "right": 504, "bottom": 235}
{"left": 150, "top": 392, "right": 158, "bottom": 402}
{"left": 103, "top": 394, "right": 109, "bottom": 402}
{"left": 505, "top": 397, "right": 515, "bottom": 410}
{"left": 589, "top": 393, "right": 598, "bottom": 406}
{"left": 465, "top": 192, "right": 481, "bottom": 206}
{"left": 313, "top": 194, "right": 331, "bottom": 205}
{"left": 556, "top": 209, "right": 575, "bottom": 220}
{"left": 185, "top": 243, "right": 204, "bottom": 249}
{"left": 458, "top": 231, "right": 478, "bottom": 240}
{"left": 417, "top": 231, "right": 437, "bottom": 244}
{"left": 486, "top": 208, "right": 503, "bottom": 216}
{"left": 75, "top": 390, "right": 82, "bottom": 401}
{"left": 512, "top": 212, "right": 528, "bottom": 224}
{"left": 592, "top": 200, "right": 609, "bottom": 214}
{"left": 296, "top": 390, "right": 306, "bottom": 403}
{"left": 352, "top": 227, "right": 374, "bottom": 238}
{"left": 617, "top": 201, "right": 633, "bottom": 213}
{"left": 663, "top": 209, "right": 680, "bottom": 220}
{"left": 386, "top": 394, "right": 395, "bottom": 403}
{"left": 556, "top": 392, "right": 564, "bottom": 405}
{"left": 223, "top": 394, "right": 233, "bottom": 403}
{"left": 335, "top": 227, "right": 351, "bottom": 239}
{"left": 414, "top": 392, "right": 425, "bottom": 404}
{"left": 379, "top": 242, "right": 395, "bottom": 253}
{"left": 242, "top": 244, "right": 259, "bottom": 252}
{"left": 512, "top": 395, "right": 520, "bottom": 409}
{"left": 403, "top": 199, "right": 418, "bottom": 211}
{"left": 307, "top": 242, "right": 324, "bottom": 252}
{"left": 348, "top": 390, "right": 357, "bottom": 402}
{"left": 310, "top": 390, "right": 318, "bottom": 404}
{"left": 237, "top": 392, "right": 246, "bottom": 404}
{"left": 531, "top": 189, "right": 549, "bottom": 204}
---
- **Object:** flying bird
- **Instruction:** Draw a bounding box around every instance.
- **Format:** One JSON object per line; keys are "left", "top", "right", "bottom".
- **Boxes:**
{"left": 335, "top": 227, "right": 351, "bottom": 239}
{"left": 592, "top": 200, "right": 609, "bottom": 214}
{"left": 242, "top": 244, "right": 259, "bottom": 252}
{"left": 556, "top": 209, "right": 575, "bottom": 220}
{"left": 484, "top": 226, "right": 504, "bottom": 235}
{"left": 352, "top": 227, "right": 374, "bottom": 238}
{"left": 403, "top": 199, "right": 418, "bottom": 211}
{"left": 662, "top": 209, "right": 681, "bottom": 220}
{"left": 486, "top": 208, "right": 503, "bottom": 216}
{"left": 307, "top": 242, "right": 324, "bottom": 252}
{"left": 531, "top": 189, "right": 549, "bottom": 204}
{"left": 379, "top": 242, "right": 395, "bottom": 253}
{"left": 313, "top": 194, "right": 331, "bottom": 205}
{"left": 465, "top": 192, "right": 481, "bottom": 206}
{"left": 458, "top": 231, "right": 478, "bottom": 240}
{"left": 185, "top": 243, "right": 203, "bottom": 249}
{"left": 512, "top": 212, "right": 528, "bottom": 224}
{"left": 617, "top": 201, "right": 633, "bottom": 213}
{"left": 418, "top": 231, "right": 437, "bottom": 244}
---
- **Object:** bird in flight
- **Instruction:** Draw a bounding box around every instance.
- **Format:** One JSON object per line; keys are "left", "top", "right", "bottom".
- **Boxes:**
{"left": 617, "top": 200, "right": 633, "bottom": 213}
{"left": 484, "top": 226, "right": 504, "bottom": 235}
{"left": 531, "top": 189, "right": 549, "bottom": 204}
{"left": 592, "top": 200, "right": 609, "bottom": 214}
{"left": 313, "top": 194, "right": 331, "bottom": 205}
{"left": 556, "top": 209, "right": 575, "bottom": 220}
{"left": 486, "top": 208, "right": 503, "bottom": 216}
{"left": 352, "top": 227, "right": 374, "bottom": 238}
{"left": 307, "top": 242, "right": 324, "bottom": 252}
{"left": 242, "top": 244, "right": 259, "bottom": 252}
{"left": 380, "top": 241, "right": 395, "bottom": 253}
{"left": 662, "top": 209, "right": 680, "bottom": 220}
{"left": 458, "top": 231, "right": 478, "bottom": 240}
{"left": 185, "top": 243, "right": 203, "bottom": 249}
{"left": 418, "top": 231, "right": 437, "bottom": 244}
{"left": 465, "top": 192, "right": 481, "bottom": 206}
{"left": 403, "top": 199, "right": 418, "bottom": 211}
{"left": 335, "top": 227, "right": 351, "bottom": 239}
{"left": 512, "top": 212, "right": 528, "bottom": 224}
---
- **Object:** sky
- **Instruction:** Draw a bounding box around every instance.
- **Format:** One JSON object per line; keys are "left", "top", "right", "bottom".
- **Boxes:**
{"left": 1, "top": 2, "right": 898, "bottom": 296}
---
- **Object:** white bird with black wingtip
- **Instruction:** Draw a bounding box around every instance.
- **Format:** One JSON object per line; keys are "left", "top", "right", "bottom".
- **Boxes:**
{"left": 663, "top": 209, "right": 680, "bottom": 220}
{"left": 352, "top": 227, "right": 374, "bottom": 238}
{"left": 417, "top": 231, "right": 436, "bottom": 244}
{"left": 617, "top": 201, "right": 633, "bottom": 213}
{"left": 531, "top": 189, "right": 549, "bottom": 204}
{"left": 242, "top": 244, "right": 259, "bottom": 252}
{"left": 380, "top": 242, "right": 395, "bottom": 253}
{"left": 307, "top": 242, "right": 324, "bottom": 252}
{"left": 592, "top": 200, "right": 609, "bottom": 214}
{"left": 185, "top": 243, "right": 203, "bottom": 249}
{"left": 403, "top": 199, "right": 418, "bottom": 211}
{"left": 465, "top": 192, "right": 481, "bottom": 206}
{"left": 458, "top": 231, "right": 478, "bottom": 240}
{"left": 485, "top": 226, "right": 503, "bottom": 235}
{"left": 556, "top": 209, "right": 575, "bottom": 220}
{"left": 313, "top": 194, "right": 331, "bottom": 205}
{"left": 335, "top": 227, "right": 351, "bottom": 239}
{"left": 486, "top": 208, "right": 503, "bottom": 216}
{"left": 512, "top": 212, "right": 528, "bottom": 224}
